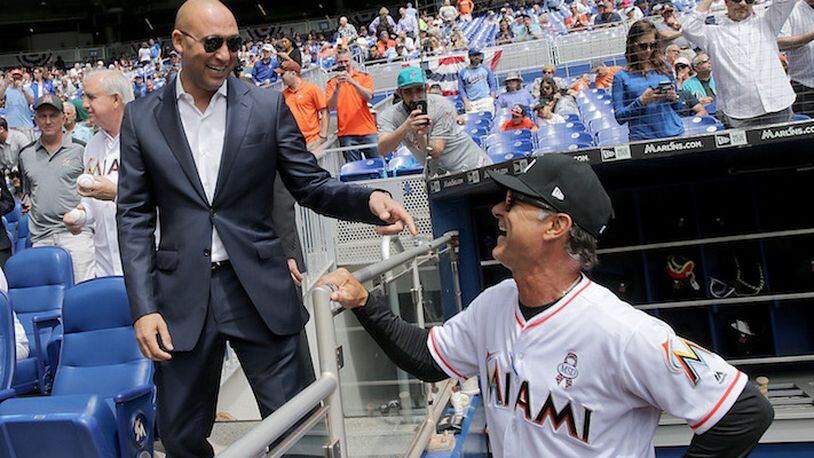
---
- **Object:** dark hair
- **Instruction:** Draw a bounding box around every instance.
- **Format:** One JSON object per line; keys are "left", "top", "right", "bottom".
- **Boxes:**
{"left": 538, "top": 76, "right": 558, "bottom": 105}
{"left": 624, "top": 20, "right": 671, "bottom": 76}
{"left": 0, "top": 117, "right": 6, "bottom": 131}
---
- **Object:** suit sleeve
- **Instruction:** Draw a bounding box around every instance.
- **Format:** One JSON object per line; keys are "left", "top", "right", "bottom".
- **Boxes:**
{"left": 116, "top": 102, "right": 159, "bottom": 321}
{"left": 620, "top": 318, "right": 747, "bottom": 435}
{"left": 271, "top": 173, "right": 305, "bottom": 271}
{"left": 273, "top": 93, "right": 383, "bottom": 226}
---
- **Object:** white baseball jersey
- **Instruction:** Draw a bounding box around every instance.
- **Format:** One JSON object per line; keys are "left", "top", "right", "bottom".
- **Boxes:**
{"left": 428, "top": 276, "right": 747, "bottom": 457}
{"left": 82, "top": 130, "right": 122, "bottom": 276}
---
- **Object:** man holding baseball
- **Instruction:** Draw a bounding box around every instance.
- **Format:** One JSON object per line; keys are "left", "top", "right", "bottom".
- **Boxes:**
{"left": 320, "top": 153, "right": 774, "bottom": 457}
{"left": 63, "top": 69, "right": 133, "bottom": 277}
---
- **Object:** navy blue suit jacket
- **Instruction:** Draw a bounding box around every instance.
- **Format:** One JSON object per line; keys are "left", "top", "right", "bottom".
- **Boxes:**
{"left": 116, "top": 76, "right": 380, "bottom": 351}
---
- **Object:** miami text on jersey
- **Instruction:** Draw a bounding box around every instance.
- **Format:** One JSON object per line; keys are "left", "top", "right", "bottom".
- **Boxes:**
{"left": 486, "top": 352, "right": 593, "bottom": 444}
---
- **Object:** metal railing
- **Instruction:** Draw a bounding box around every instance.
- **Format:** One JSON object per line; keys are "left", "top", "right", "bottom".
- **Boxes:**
{"left": 219, "top": 231, "right": 460, "bottom": 457}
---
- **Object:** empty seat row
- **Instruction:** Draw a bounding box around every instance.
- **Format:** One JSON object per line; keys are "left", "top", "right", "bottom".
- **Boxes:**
{"left": 0, "top": 247, "right": 155, "bottom": 457}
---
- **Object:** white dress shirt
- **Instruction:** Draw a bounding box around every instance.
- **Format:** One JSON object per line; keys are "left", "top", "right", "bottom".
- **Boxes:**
{"left": 176, "top": 73, "right": 229, "bottom": 262}
{"left": 781, "top": 1, "right": 814, "bottom": 88}
{"left": 681, "top": 0, "right": 798, "bottom": 119}
{"left": 82, "top": 129, "right": 123, "bottom": 276}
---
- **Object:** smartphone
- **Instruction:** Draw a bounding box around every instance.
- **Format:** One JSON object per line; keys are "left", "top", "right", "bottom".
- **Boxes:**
{"left": 656, "top": 81, "right": 674, "bottom": 94}
{"left": 414, "top": 99, "right": 428, "bottom": 115}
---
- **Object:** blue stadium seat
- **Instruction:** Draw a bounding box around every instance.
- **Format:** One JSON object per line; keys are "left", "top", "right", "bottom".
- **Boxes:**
{"left": 0, "top": 277, "right": 156, "bottom": 458}
{"left": 588, "top": 116, "right": 620, "bottom": 133}
{"left": 6, "top": 247, "right": 74, "bottom": 395}
{"left": 487, "top": 140, "right": 534, "bottom": 155}
{"left": 485, "top": 129, "right": 533, "bottom": 146}
{"left": 682, "top": 115, "right": 724, "bottom": 135}
{"left": 538, "top": 131, "right": 594, "bottom": 148}
{"left": 533, "top": 145, "right": 566, "bottom": 155}
{"left": 387, "top": 155, "right": 423, "bottom": 176}
{"left": 3, "top": 201, "right": 31, "bottom": 254}
{"left": 536, "top": 122, "right": 587, "bottom": 141}
{"left": 465, "top": 118, "right": 493, "bottom": 129}
{"left": 792, "top": 113, "right": 810, "bottom": 121}
{"left": 0, "top": 291, "right": 14, "bottom": 394}
{"left": 704, "top": 100, "right": 717, "bottom": 115}
{"left": 489, "top": 151, "right": 527, "bottom": 164}
{"left": 564, "top": 114, "right": 582, "bottom": 123}
{"left": 597, "top": 126, "right": 630, "bottom": 145}
{"left": 467, "top": 127, "right": 490, "bottom": 139}
{"left": 339, "top": 158, "right": 387, "bottom": 182}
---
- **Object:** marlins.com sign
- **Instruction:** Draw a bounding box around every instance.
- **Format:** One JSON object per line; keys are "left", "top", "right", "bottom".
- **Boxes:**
{"left": 643, "top": 140, "right": 704, "bottom": 155}
{"left": 760, "top": 124, "right": 814, "bottom": 140}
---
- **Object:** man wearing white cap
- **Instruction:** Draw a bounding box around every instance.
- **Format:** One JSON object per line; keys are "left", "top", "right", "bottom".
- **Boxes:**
{"left": 251, "top": 43, "right": 279, "bottom": 86}
{"left": 496, "top": 71, "right": 535, "bottom": 110}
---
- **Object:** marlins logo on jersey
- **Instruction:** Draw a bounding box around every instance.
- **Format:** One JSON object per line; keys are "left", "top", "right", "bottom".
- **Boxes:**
{"left": 662, "top": 336, "right": 728, "bottom": 386}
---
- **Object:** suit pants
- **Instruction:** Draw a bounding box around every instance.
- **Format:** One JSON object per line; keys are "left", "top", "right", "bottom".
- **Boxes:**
{"left": 155, "top": 262, "right": 315, "bottom": 457}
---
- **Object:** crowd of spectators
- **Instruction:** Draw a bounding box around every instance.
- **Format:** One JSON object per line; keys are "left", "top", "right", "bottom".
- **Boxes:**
{"left": 0, "top": 0, "right": 810, "bottom": 236}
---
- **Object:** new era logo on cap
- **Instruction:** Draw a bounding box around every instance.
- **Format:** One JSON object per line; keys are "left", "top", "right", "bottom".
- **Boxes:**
{"left": 552, "top": 186, "right": 565, "bottom": 201}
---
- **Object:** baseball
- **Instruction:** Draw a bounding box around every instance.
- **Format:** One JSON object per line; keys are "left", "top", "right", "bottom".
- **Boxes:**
{"left": 77, "top": 174, "right": 96, "bottom": 189}
{"left": 65, "top": 208, "right": 86, "bottom": 226}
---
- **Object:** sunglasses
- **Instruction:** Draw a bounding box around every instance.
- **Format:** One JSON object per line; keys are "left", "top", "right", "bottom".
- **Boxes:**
{"left": 179, "top": 30, "right": 242, "bottom": 53}
{"left": 675, "top": 63, "right": 689, "bottom": 70}
{"left": 504, "top": 190, "right": 557, "bottom": 213}
{"left": 726, "top": 0, "right": 756, "bottom": 4}
{"left": 637, "top": 41, "right": 658, "bottom": 50}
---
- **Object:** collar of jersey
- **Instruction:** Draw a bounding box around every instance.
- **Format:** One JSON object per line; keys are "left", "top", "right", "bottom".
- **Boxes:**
{"left": 513, "top": 274, "right": 592, "bottom": 333}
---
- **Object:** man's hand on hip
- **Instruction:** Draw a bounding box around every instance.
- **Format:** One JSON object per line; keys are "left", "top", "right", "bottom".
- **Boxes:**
{"left": 369, "top": 190, "right": 418, "bottom": 235}
{"left": 134, "top": 313, "right": 174, "bottom": 361}
{"left": 317, "top": 268, "right": 368, "bottom": 309}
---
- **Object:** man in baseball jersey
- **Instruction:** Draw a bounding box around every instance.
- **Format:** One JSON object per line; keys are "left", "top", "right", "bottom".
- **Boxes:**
{"left": 319, "top": 153, "right": 773, "bottom": 457}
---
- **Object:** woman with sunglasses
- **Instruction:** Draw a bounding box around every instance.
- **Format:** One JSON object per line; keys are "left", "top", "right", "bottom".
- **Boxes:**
{"left": 539, "top": 76, "right": 580, "bottom": 117}
{"left": 611, "top": 20, "right": 684, "bottom": 141}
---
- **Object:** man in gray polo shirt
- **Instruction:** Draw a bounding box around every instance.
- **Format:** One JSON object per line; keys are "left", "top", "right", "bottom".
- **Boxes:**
{"left": 19, "top": 94, "right": 95, "bottom": 282}
{"left": 377, "top": 66, "right": 490, "bottom": 176}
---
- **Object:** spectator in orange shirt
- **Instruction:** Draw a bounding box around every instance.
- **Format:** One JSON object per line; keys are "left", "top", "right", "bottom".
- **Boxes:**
{"left": 377, "top": 31, "right": 397, "bottom": 56}
{"left": 501, "top": 105, "right": 538, "bottom": 132}
{"left": 566, "top": 4, "right": 592, "bottom": 30}
{"left": 458, "top": 0, "right": 475, "bottom": 21}
{"left": 570, "top": 74, "right": 592, "bottom": 92}
{"left": 279, "top": 60, "right": 329, "bottom": 152}
{"left": 326, "top": 48, "right": 378, "bottom": 162}
{"left": 591, "top": 60, "right": 622, "bottom": 90}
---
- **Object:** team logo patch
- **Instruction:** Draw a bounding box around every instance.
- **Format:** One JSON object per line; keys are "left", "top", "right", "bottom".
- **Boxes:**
{"left": 662, "top": 336, "right": 716, "bottom": 386}
{"left": 555, "top": 352, "right": 579, "bottom": 388}
{"left": 131, "top": 412, "right": 148, "bottom": 448}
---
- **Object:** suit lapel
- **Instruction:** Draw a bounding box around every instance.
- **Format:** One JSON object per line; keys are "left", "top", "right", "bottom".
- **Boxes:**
{"left": 213, "top": 77, "right": 252, "bottom": 203}
{"left": 155, "top": 80, "right": 208, "bottom": 203}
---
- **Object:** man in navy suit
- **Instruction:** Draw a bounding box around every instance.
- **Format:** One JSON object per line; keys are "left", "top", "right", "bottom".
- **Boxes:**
{"left": 116, "top": 1, "right": 417, "bottom": 456}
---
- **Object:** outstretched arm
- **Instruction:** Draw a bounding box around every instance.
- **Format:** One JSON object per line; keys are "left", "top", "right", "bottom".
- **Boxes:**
{"left": 318, "top": 268, "right": 447, "bottom": 382}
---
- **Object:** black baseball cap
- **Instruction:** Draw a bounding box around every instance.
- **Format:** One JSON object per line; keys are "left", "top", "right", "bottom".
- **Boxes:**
{"left": 487, "top": 153, "right": 614, "bottom": 238}
{"left": 34, "top": 94, "right": 63, "bottom": 112}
